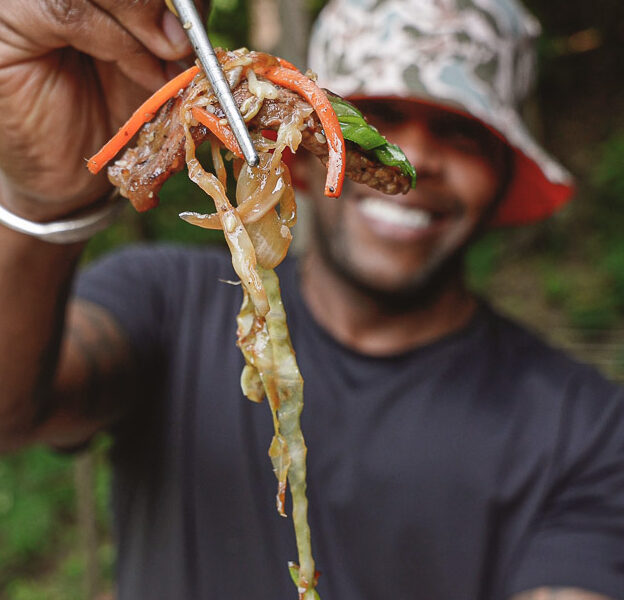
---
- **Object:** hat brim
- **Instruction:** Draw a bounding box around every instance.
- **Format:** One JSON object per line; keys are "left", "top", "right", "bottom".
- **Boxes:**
{"left": 344, "top": 95, "right": 575, "bottom": 227}
{"left": 286, "top": 96, "right": 574, "bottom": 227}
{"left": 493, "top": 148, "right": 574, "bottom": 226}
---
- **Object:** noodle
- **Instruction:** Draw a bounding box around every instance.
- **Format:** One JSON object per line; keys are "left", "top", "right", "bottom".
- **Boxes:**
{"left": 179, "top": 54, "right": 320, "bottom": 600}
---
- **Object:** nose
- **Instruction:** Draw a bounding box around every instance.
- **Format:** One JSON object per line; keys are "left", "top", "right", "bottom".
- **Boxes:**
{"left": 390, "top": 121, "right": 444, "bottom": 179}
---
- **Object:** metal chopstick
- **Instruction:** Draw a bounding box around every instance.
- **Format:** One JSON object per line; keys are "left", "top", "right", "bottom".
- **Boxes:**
{"left": 170, "top": 0, "right": 259, "bottom": 167}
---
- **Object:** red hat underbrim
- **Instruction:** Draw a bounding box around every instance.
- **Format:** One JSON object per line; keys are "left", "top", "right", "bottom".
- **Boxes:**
{"left": 490, "top": 147, "right": 574, "bottom": 227}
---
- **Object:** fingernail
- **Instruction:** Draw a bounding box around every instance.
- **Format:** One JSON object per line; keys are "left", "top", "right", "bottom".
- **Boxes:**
{"left": 162, "top": 10, "right": 190, "bottom": 52}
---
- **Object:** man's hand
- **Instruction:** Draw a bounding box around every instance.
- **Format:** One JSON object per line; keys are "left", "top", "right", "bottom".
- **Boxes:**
{"left": 0, "top": 0, "right": 193, "bottom": 220}
{"left": 511, "top": 588, "right": 615, "bottom": 599}
{"left": 0, "top": 1, "right": 209, "bottom": 453}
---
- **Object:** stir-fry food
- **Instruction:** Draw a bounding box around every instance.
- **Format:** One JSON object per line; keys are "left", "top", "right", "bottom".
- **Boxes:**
{"left": 88, "top": 47, "right": 415, "bottom": 600}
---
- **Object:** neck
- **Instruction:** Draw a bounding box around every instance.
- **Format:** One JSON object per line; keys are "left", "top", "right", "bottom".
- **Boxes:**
{"left": 299, "top": 249, "right": 478, "bottom": 356}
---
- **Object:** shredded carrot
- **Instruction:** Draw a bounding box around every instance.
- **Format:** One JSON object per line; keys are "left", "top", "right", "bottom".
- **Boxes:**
{"left": 276, "top": 57, "right": 297, "bottom": 70}
{"left": 190, "top": 107, "right": 244, "bottom": 159}
{"left": 87, "top": 65, "right": 200, "bottom": 174}
{"left": 253, "top": 65, "right": 345, "bottom": 197}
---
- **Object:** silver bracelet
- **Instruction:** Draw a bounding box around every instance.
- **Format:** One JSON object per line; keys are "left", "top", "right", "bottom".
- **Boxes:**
{"left": 0, "top": 191, "right": 125, "bottom": 244}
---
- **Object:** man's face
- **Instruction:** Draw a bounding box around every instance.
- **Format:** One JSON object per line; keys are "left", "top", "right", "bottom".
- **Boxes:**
{"left": 306, "top": 99, "right": 509, "bottom": 302}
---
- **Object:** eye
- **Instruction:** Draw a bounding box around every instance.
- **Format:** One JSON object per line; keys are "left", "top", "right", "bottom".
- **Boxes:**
{"left": 356, "top": 101, "right": 411, "bottom": 128}
{"left": 429, "top": 117, "right": 492, "bottom": 156}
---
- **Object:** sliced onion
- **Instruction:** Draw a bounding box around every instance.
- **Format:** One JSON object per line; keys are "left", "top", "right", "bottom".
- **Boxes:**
{"left": 222, "top": 52, "right": 253, "bottom": 70}
{"left": 251, "top": 132, "right": 278, "bottom": 152}
{"left": 226, "top": 65, "right": 243, "bottom": 89}
{"left": 179, "top": 154, "right": 291, "bottom": 232}
{"left": 239, "top": 95, "right": 263, "bottom": 122}
{"left": 181, "top": 116, "right": 269, "bottom": 316}
{"left": 246, "top": 209, "right": 292, "bottom": 269}
{"left": 246, "top": 69, "right": 279, "bottom": 101}
{"left": 278, "top": 171, "right": 297, "bottom": 227}
{"left": 236, "top": 152, "right": 284, "bottom": 223}
{"left": 211, "top": 139, "right": 227, "bottom": 187}
{"left": 189, "top": 159, "right": 269, "bottom": 315}
{"left": 179, "top": 211, "right": 221, "bottom": 230}
{"left": 274, "top": 107, "right": 312, "bottom": 153}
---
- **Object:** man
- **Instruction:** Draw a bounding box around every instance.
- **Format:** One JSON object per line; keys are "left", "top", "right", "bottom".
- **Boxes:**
{"left": 0, "top": 1, "right": 622, "bottom": 599}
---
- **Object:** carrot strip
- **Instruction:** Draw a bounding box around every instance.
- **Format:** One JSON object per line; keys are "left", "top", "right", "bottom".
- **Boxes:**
{"left": 87, "top": 65, "right": 200, "bottom": 174}
{"left": 276, "top": 57, "right": 297, "bottom": 70}
{"left": 190, "top": 107, "right": 244, "bottom": 159}
{"left": 253, "top": 65, "right": 345, "bottom": 197}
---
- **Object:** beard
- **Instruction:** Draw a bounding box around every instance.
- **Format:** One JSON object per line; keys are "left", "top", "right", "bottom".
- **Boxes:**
{"left": 304, "top": 143, "right": 513, "bottom": 316}
{"left": 310, "top": 203, "right": 470, "bottom": 315}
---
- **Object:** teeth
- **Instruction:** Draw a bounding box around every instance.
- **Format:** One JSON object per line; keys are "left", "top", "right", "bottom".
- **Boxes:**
{"left": 359, "top": 197, "right": 432, "bottom": 229}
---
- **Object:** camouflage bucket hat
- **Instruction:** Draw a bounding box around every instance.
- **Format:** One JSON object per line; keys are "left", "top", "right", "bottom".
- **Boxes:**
{"left": 308, "top": 0, "right": 575, "bottom": 226}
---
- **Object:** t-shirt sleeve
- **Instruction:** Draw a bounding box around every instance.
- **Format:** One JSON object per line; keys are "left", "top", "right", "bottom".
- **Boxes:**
{"left": 505, "top": 372, "right": 624, "bottom": 599}
{"left": 73, "top": 244, "right": 229, "bottom": 368}
{"left": 74, "top": 245, "right": 173, "bottom": 367}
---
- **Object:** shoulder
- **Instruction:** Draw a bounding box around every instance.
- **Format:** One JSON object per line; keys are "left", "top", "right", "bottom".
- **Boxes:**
{"left": 80, "top": 242, "right": 234, "bottom": 277}
{"left": 482, "top": 304, "right": 624, "bottom": 435}
{"left": 483, "top": 305, "right": 616, "bottom": 383}
{"left": 74, "top": 243, "right": 241, "bottom": 351}
{"left": 76, "top": 243, "right": 236, "bottom": 298}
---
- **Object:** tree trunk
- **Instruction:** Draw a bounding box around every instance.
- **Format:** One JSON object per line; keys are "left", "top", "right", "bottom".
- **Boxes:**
{"left": 75, "top": 452, "right": 99, "bottom": 599}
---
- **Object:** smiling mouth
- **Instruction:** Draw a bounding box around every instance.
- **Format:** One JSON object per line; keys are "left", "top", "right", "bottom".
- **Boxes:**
{"left": 358, "top": 196, "right": 440, "bottom": 231}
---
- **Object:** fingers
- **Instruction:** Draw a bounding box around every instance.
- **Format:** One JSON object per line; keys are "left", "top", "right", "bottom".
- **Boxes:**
{"left": 1, "top": 0, "right": 195, "bottom": 91}
{"left": 31, "top": 0, "right": 174, "bottom": 90}
{"left": 92, "top": 0, "right": 192, "bottom": 61}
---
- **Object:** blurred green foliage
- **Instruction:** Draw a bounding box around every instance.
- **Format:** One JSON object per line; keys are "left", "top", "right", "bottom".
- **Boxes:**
{"left": 208, "top": 0, "right": 250, "bottom": 49}
{"left": 0, "top": 441, "right": 112, "bottom": 600}
{"left": 3, "top": 544, "right": 114, "bottom": 600}
{"left": 549, "top": 131, "right": 624, "bottom": 334}
{"left": 469, "top": 128, "right": 624, "bottom": 336}
{"left": 594, "top": 133, "right": 624, "bottom": 207}
{"left": 594, "top": 133, "right": 624, "bottom": 321}
{"left": 466, "top": 232, "right": 504, "bottom": 293}
{"left": 0, "top": 449, "right": 74, "bottom": 572}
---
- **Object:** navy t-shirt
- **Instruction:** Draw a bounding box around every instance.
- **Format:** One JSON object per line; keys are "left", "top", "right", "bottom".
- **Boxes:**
{"left": 75, "top": 244, "right": 624, "bottom": 600}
